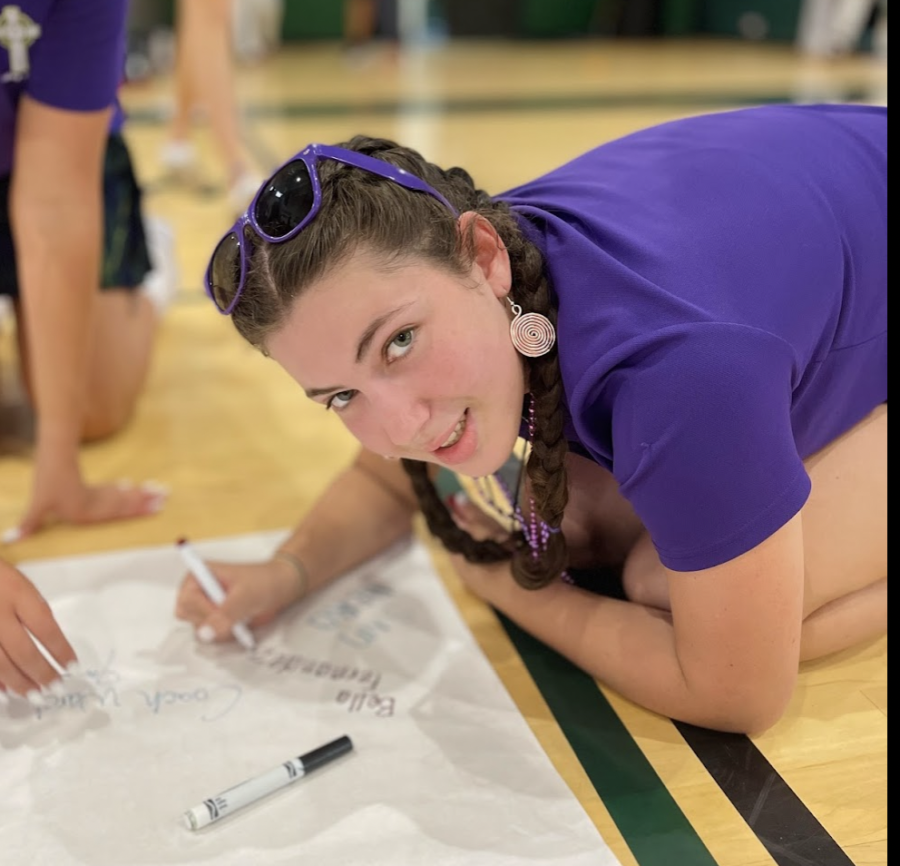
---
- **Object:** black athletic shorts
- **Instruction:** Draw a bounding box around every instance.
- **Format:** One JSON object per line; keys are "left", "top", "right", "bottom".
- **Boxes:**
{"left": 0, "top": 132, "right": 152, "bottom": 298}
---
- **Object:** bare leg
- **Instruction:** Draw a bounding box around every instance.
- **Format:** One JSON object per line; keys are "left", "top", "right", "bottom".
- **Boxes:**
{"left": 167, "top": 13, "right": 195, "bottom": 146}
{"left": 14, "top": 290, "right": 158, "bottom": 442}
{"left": 81, "top": 291, "right": 158, "bottom": 440}
{"left": 0, "top": 298, "right": 29, "bottom": 445}
{"left": 171, "top": 0, "right": 253, "bottom": 186}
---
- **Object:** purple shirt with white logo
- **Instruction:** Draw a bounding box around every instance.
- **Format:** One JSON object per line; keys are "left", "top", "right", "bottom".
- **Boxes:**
{"left": 501, "top": 103, "right": 887, "bottom": 572}
{"left": 0, "top": 0, "right": 127, "bottom": 176}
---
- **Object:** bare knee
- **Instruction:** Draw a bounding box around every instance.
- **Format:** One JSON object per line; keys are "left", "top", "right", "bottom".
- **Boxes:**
{"left": 81, "top": 290, "right": 156, "bottom": 441}
{"left": 81, "top": 394, "right": 135, "bottom": 442}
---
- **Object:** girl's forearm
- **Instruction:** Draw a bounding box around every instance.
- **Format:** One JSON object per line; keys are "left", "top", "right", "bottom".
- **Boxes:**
{"left": 485, "top": 576, "right": 752, "bottom": 732}
{"left": 274, "top": 452, "right": 417, "bottom": 600}
{"left": 12, "top": 101, "right": 109, "bottom": 472}
{"left": 13, "top": 201, "right": 99, "bottom": 462}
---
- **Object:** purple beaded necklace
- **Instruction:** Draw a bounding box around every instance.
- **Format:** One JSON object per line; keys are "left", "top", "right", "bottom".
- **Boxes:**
{"left": 473, "top": 395, "right": 569, "bottom": 581}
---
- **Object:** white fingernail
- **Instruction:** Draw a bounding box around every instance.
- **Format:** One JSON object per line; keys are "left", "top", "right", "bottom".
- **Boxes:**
{"left": 48, "top": 679, "right": 68, "bottom": 697}
{"left": 142, "top": 481, "right": 170, "bottom": 497}
{"left": 65, "top": 661, "right": 83, "bottom": 677}
{"left": 26, "top": 690, "right": 45, "bottom": 708}
{"left": 0, "top": 690, "right": 9, "bottom": 707}
{"left": 197, "top": 625, "right": 216, "bottom": 643}
{"left": 1, "top": 527, "right": 22, "bottom": 544}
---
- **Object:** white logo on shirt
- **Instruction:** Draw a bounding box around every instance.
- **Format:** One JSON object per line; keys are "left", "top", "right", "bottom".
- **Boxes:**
{"left": 0, "top": 5, "right": 41, "bottom": 83}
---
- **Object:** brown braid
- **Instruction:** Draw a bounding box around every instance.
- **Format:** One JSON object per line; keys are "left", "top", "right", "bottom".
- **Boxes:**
{"left": 401, "top": 459, "right": 513, "bottom": 563}
{"left": 229, "top": 135, "right": 569, "bottom": 589}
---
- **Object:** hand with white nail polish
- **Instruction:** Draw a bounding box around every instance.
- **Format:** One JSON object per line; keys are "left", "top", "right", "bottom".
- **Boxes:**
{"left": 0, "top": 557, "right": 77, "bottom": 699}
{"left": 175, "top": 559, "right": 301, "bottom": 646}
{"left": 3, "top": 459, "right": 170, "bottom": 542}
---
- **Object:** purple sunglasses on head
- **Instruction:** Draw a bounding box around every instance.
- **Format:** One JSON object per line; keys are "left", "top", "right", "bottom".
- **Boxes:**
{"left": 204, "top": 143, "right": 459, "bottom": 315}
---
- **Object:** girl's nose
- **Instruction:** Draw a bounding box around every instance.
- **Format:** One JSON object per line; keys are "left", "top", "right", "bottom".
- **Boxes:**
{"left": 377, "top": 391, "right": 430, "bottom": 450}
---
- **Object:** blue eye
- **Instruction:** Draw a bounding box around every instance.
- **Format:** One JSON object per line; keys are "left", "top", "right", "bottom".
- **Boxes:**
{"left": 327, "top": 390, "right": 356, "bottom": 411}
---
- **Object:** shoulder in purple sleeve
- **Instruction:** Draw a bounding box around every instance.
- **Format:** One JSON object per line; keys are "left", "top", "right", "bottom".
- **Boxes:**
{"left": 1, "top": 0, "right": 128, "bottom": 174}
{"left": 500, "top": 104, "right": 886, "bottom": 570}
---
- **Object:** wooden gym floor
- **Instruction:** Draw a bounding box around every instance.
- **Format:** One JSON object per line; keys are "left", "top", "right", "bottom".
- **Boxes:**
{"left": 0, "top": 37, "right": 887, "bottom": 866}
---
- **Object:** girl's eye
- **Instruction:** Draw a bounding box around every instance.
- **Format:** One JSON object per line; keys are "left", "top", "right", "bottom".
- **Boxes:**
{"left": 327, "top": 390, "right": 356, "bottom": 411}
{"left": 386, "top": 328, "right": 415, "bottom": 361}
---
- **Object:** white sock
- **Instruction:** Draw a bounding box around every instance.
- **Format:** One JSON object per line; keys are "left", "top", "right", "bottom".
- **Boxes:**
{"left": 159, "top": 139, "right": 197, "bottom": 173}
{"left": 141, "top": 214, "right": 179, "bottom": 317}
{"left": 228, "top": 172, "right": 265, "bottom": 217}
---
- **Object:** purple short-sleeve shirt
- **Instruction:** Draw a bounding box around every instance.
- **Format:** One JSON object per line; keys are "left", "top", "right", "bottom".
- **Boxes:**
{"left": 501, "top": 104, "right": 887, "bottom": 572}
{"left": 0, "top": 0, "right": 127, "bottom": 176}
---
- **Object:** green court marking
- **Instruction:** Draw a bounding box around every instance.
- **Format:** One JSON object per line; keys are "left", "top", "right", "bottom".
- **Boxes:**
{"left": 498, "top": 613, "right": 718, "bottom": 866}
{"left": 125, "top": 89, "right": 874, "bottom": 125}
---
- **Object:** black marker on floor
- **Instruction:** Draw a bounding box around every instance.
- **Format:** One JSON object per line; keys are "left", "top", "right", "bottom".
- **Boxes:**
{"left": 182, "top": 735, "right": 354, "bottom": 830}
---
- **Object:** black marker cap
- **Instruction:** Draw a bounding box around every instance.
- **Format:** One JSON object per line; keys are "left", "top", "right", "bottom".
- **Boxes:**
{"left": 301, "top": 735, "right": 354, "bottom": 774}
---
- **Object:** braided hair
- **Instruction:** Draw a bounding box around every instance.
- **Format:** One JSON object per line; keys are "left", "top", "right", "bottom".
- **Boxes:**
{"left": 230, "top": 136, "right": 569, "bottom": 589}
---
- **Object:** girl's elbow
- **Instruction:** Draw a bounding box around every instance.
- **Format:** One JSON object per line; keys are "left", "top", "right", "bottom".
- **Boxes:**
{"left": 697, "top": 670, "right": 797, "bottom": 735}
{"left": 728, "top": 697, "right": 790, "bottom": 736}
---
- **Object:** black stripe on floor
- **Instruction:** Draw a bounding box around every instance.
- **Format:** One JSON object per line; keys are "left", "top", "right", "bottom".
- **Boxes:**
{"left": 673, "top": 722, "right": 855, "bottom": 866}
{"left": 502, "top": 603, "right": 855, "bottom": 866}
{"left": 498, "top": 613, "right": 718, "bottom": 866}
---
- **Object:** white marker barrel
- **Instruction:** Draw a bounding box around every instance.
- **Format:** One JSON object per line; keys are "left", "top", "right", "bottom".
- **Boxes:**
{"left": 183, "top": 735, "right": 353, "bottom": 830}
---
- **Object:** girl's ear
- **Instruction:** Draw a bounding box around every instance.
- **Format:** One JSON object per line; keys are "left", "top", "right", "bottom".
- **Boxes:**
{"left": 458, "top": 211, "right": 511, "bottom": 300}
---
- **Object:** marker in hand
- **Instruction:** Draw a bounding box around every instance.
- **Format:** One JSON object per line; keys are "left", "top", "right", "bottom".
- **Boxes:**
{"left": 176, "top": 537, "right": 256, "bottom": 651}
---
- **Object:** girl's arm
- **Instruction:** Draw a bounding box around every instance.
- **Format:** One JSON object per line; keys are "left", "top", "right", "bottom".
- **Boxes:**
{"left": 453, "top": 513, "right": 805, "bottom": 734}
{"left": 175, "top": 448, "right": 420, "bottom": 637}
{"left": 11, "top": 99, "right": 110, "bottom": 533}
{"left": 273, "top": 448, "right": 419, "bottom": 596}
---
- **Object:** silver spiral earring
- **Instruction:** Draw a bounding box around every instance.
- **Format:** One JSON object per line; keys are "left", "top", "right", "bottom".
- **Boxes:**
{"left": 507, "top": 297, "right": 556, "bottom": 358}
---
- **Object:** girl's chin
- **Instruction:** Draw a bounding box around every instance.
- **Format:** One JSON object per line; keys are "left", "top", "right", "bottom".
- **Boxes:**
{"left": 451, "top": 443, "right": 521, "bottom": 479}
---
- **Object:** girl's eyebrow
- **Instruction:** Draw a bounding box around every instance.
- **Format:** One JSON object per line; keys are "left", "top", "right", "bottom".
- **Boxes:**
{"left": 354, "top": 302, "right": 414, "bottom": 362}
{"left": 305, "top": 384, "right": 342, "bottom": 399}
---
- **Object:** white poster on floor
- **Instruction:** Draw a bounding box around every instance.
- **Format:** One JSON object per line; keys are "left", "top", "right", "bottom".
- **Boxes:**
{"left": 0, "top": 531, "right": 620, "bottom": 866}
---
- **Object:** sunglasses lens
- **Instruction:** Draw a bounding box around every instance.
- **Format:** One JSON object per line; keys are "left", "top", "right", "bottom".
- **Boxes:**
{"left": 254, "top": 160, "right": 316, "bottom": 238}
{"left": 208, "top": 231, "right": 243, "bottom": 312}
